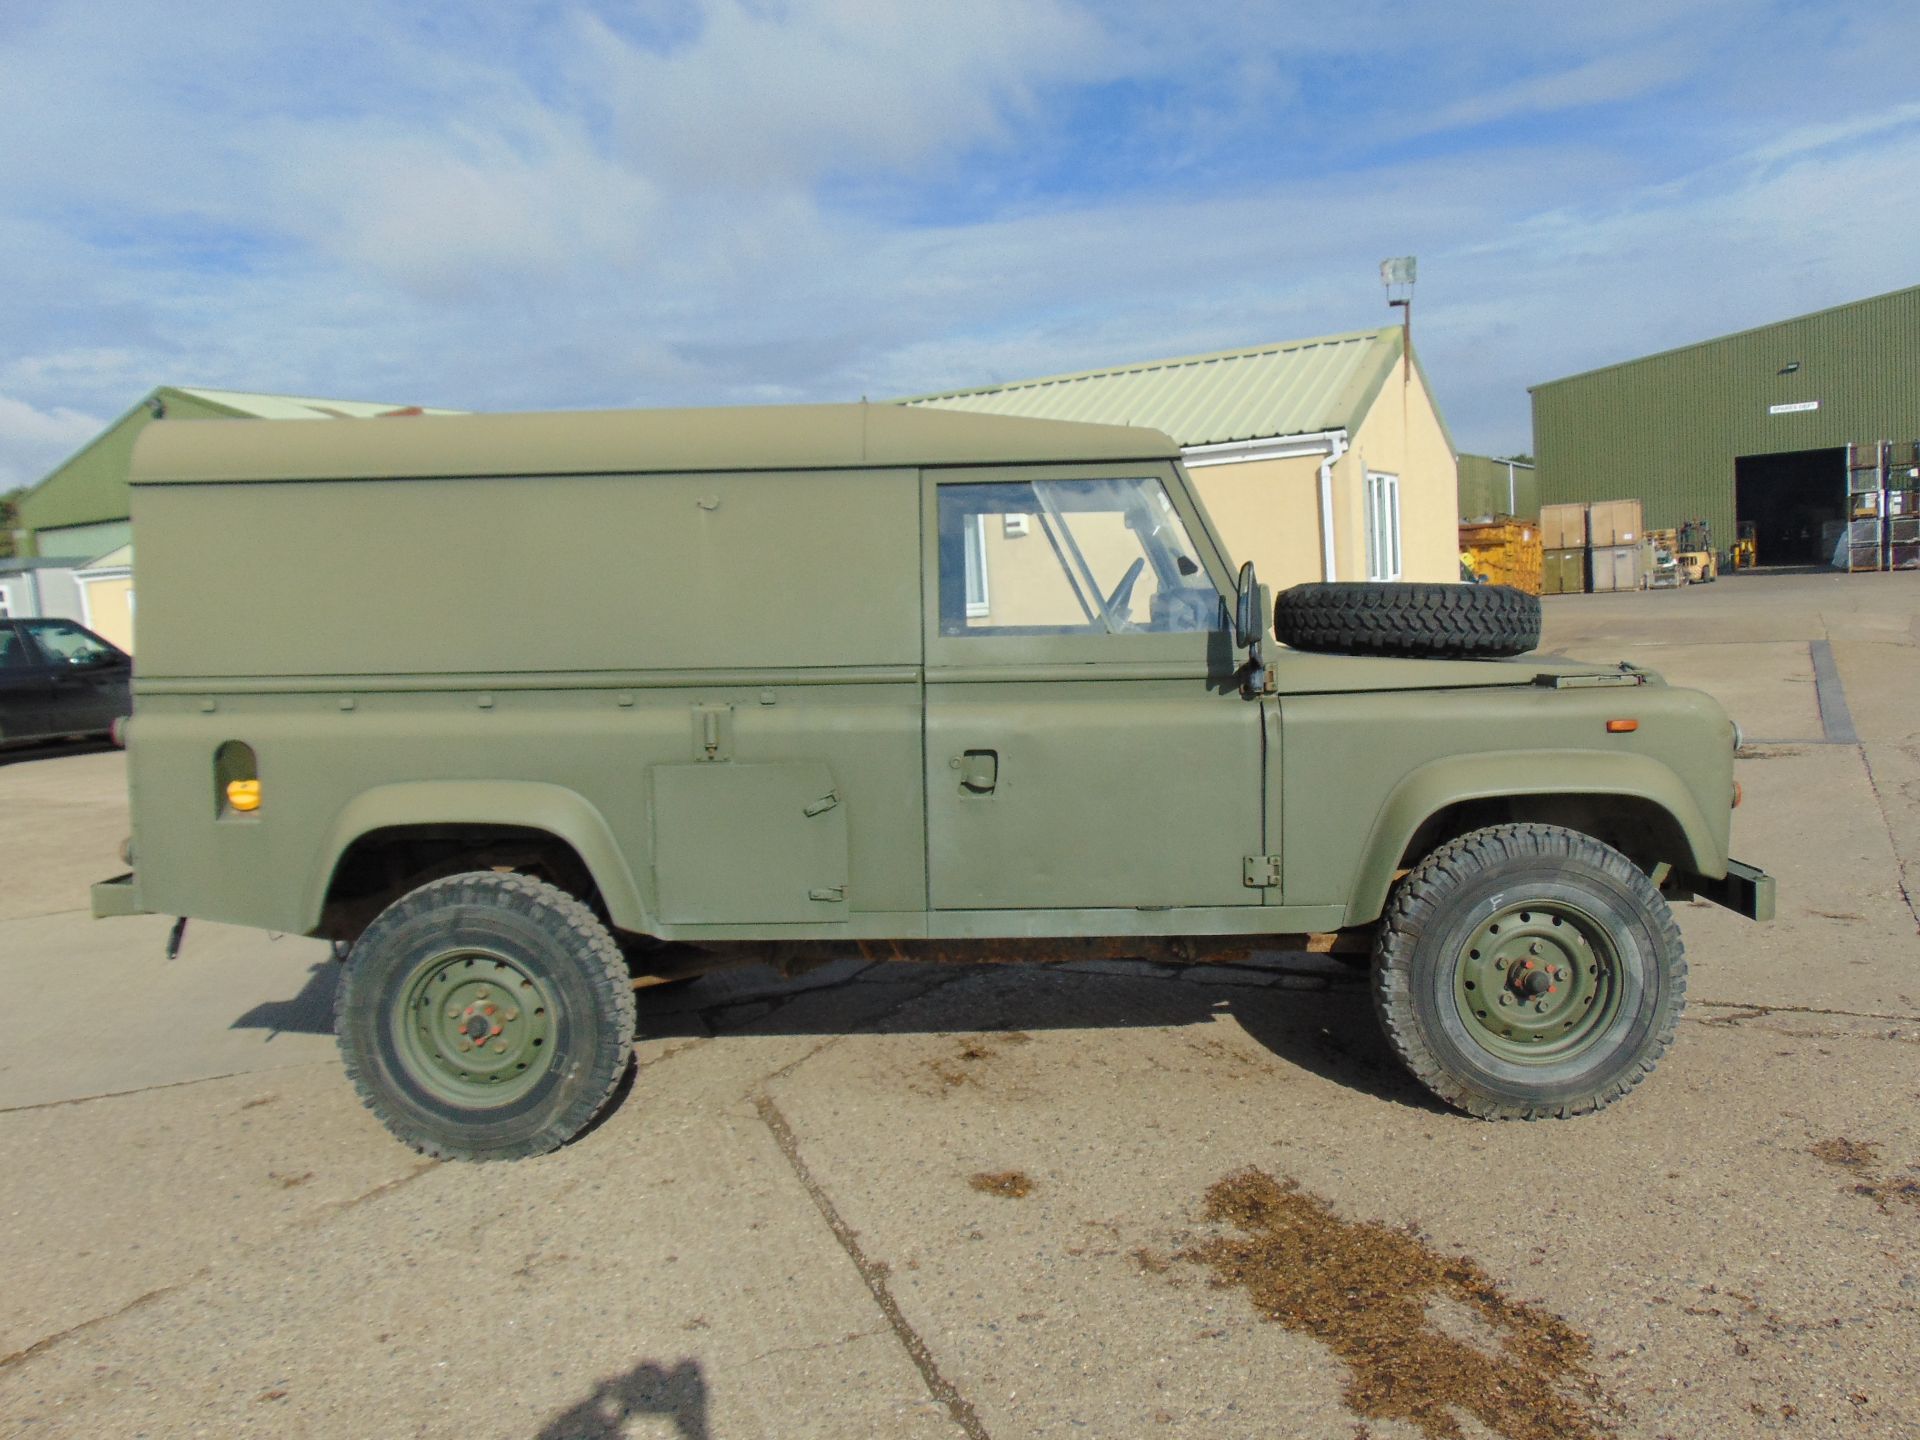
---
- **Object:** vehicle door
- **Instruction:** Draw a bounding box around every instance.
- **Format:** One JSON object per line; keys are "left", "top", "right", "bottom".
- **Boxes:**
{"left": 21, "top": 619, "right": 130, "bottom": 736}
{"left": 922, "top": 464, "right": 1268, "bottom": 911}
{"left": 0, "top": 622, "right": 54, "bottom": 743}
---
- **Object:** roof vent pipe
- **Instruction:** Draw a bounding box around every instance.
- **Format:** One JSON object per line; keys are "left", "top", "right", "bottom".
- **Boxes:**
{"left": 1318, "top": 433, "right": 1347, "bottom": 582}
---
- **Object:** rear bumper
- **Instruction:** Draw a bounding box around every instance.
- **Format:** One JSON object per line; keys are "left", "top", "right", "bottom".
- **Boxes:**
{"left": 1666, "top": 857, "right": 1775, "bottom": 921}
{"left": 91, "top": 872, "right": 151, "bottom": 919}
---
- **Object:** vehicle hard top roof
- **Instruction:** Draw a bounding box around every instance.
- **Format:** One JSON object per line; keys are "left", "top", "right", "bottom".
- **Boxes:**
{"left": 129, "top": 402, "right": 1180, "bottom": 485}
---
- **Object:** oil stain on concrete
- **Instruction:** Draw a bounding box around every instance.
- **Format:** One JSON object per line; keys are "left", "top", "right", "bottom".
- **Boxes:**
{"left": 1177, "top": 1168, "right": 1616, "bottom": 1440}
{"left": 968, "top": 1170, "right": 1034, "bottom": 1199}
{"left": 1811, "top": 1137, "right": 1920, "bottom": 1211}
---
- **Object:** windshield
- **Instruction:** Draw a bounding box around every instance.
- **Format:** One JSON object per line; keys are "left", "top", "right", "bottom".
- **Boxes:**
{"left": 937, "top": 476, "right": 1223, "bottom": 636}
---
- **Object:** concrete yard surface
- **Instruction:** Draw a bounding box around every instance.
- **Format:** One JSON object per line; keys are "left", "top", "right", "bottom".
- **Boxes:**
{"left": 1, "top": 568, "right": 1917, "bottom": 1439}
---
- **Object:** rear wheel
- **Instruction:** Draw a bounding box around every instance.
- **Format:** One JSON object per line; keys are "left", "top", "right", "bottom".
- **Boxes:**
{"left": 1372, "top": 824, "right": 1685, "bottom": 1118}
{"left": 336, "top": 871, "right": 636, "bottom": 1160}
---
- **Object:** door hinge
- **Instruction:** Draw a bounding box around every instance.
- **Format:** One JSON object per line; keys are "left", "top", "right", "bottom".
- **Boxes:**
{"left": 1242, "top": 855, "right": 1282, "bottom": 888}
{"left": 808, "top": 885, "right": 846, "bottom": 903}
{"left": 691, "top": 703, "right": 733, "bottom": 761}
{"left": 803, "top": 791, "right": 840, "bottom": 817}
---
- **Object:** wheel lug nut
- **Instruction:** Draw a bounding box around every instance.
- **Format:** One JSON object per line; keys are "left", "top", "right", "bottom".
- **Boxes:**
{"left": 492, "top": 1042, "right": 506, "bottom": 1054}
{"left": 447, "top": 1007, "right": 459, "bottom": 1018}
{"left": 1498, "top": 993, "right": 1513, "bottom": 1007}
{"left": 505, "top": 1010, "right": 518, "bottom": 1021}
{"left": 1534, "top": 1000, "right": 1549, "bottom": 1013}
{"left": 1528, "top": 942, "right": 1541, "bottom": 955}
{"left": 1496, "top": 958, "right": 1510, "bottom": 970}
{"left": 458, "top": 1040, "right": 472, "bottom": 1052}
{"left": 477, "top": 987, "right": 489, "bottom": 1000}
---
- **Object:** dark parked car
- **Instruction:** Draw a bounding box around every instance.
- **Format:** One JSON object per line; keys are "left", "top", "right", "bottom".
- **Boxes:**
{"left": 0, "top": 618, "right": 132, "bottom": 749}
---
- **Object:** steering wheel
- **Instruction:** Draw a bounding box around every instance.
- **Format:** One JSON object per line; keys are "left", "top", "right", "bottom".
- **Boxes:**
{"left": 1103, "top": 558, "right": 1146, "bottom": 626}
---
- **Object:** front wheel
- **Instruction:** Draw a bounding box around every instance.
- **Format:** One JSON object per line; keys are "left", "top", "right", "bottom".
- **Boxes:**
{"left": 335, "top": 872, "right": 636, "bottom": 1160}
{"left": 1372, "top": 824, "right": 1686, "bottom": 1119}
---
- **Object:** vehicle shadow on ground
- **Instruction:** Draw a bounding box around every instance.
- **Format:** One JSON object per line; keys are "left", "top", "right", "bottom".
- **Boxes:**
{"left": 0, "top": 737, "right": 117, "bottom": 767}
{"left": 532, "top": 1357, "right": 709, "bottom": 1440}
{"left": 640, "top": 958, "right": 1445, "bottom": 1115}
{"left": 225, "top": 955, "right": 1442, "bottom": 1112}
{"left": 230, "top": 960, "right": 340, "bottom": 1037}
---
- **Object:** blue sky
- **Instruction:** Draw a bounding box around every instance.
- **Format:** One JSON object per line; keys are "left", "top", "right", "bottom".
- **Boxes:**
{"left": 4, "top": 1, "right": 1919, "bottom": 490}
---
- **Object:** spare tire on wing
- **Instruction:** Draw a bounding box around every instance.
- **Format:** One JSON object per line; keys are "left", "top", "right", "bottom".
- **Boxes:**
{"left": 1273, "top": 582, "right": 1540, "bottom": 659}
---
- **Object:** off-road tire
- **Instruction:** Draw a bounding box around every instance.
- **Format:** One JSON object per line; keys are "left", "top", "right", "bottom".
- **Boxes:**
{"left": 1372, "top": 824, "right": 1685, "bottom": 1119}
{"left": 1274, "top": 582, "right": 1540, "bottom": 658}
{"left": 336, "top": 871, "right": 636, "bottom": 1161}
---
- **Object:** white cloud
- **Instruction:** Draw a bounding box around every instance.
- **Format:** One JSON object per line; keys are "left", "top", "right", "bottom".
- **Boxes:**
{"left": 1413, "top": 45, "right": 1696, "bottom": 136}
{"left": 1, "top": 0, "right": 1918, "bottom": 474}
{"left": 0, "top": 395, "right": 107, "bottom": 492}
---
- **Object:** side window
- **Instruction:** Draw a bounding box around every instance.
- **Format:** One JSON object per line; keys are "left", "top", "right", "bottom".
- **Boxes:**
{"left": 0, "top": 582, "right": 14, "bottom": 618}
{"left": 937, "top": 477, "right": 1222, "bottom": 636}
{"left": 23, "top": 619, "right": 117, "bottom": 665}
{"left": 0, "top": 625, "right": 30, "bottom": 670}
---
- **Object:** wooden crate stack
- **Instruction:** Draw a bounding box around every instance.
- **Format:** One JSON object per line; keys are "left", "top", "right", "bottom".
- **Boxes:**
{"left": 1588, "top": 500, "right": 1645, "bottom": 592}
{"left": 1541, "top": 504, "right": 1588, "bottom": 594}
{"left": 1459, "top": 519, "right": 1543, "bottom": 594}
{"left": 1540, "top": 500, "right": 1648, "bottom": 594}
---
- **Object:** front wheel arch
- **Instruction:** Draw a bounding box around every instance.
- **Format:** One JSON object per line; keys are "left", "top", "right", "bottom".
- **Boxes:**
{"left": 1341, "top": 750, "right": 1723, "bottom": 926}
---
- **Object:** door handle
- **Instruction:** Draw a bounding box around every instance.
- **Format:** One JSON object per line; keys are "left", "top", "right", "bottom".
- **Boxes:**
{"left": 958, "top": 749, "right": 998, "bottom": 795}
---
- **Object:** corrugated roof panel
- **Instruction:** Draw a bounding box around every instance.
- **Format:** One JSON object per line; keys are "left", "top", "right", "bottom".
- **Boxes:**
{"left": 900, "top": 328, "right": 1403, "bottom": 445}
{"left": 176, "top": 388, "right": 463, "bottom": 420}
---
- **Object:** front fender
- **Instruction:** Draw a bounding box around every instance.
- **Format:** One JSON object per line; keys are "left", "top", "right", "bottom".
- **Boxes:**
{"left": 303, "top": 780, "right": 652, "bottom": 933}
{"left": 1344, "top": 749, "right": 1722, "bottom": 926}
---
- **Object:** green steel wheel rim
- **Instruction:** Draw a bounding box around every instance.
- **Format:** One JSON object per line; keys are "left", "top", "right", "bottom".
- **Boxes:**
{"left": 1452, "top": 901, "right": 1623, "bottom": 1064}
{"left": 392, "top": 947, "right": 559, "bottom": 1107}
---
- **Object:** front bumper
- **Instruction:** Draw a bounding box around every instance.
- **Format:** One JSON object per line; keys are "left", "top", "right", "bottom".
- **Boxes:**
{"left": 1665, "top": 857, "right": 1775, "bottom": 921}
{"left": 91, "top": 872, "right": 151, "bottom": 919}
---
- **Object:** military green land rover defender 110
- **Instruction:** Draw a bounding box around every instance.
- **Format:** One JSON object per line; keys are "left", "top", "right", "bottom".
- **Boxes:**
{"left": 93, "top": 404, "right": 1773, "bottom": 1159}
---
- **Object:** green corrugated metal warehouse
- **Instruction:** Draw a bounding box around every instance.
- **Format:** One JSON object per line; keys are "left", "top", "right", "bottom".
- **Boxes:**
{"left": 1457, "top": 453, "right": 1537, "bottom": 520}
{"left": 1531, "top": 285, "right": 1920, "bottom": 566}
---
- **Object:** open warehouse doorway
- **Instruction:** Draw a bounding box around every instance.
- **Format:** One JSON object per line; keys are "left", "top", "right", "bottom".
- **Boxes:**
{"left": 1734, "top": 447, "right": 1846, "bottom": 567}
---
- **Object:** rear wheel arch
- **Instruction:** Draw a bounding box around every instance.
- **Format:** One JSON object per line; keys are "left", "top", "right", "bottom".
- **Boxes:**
{"left": 305, "top": 782, "right": 652, "bottom": 940}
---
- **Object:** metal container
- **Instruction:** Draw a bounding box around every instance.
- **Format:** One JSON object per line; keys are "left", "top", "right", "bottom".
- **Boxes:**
{"left": 1543, "top": 547, "right": 1588, "bottom": 595}
{"left": 1589, "top": 544, "right": 1642, "bottom": 593}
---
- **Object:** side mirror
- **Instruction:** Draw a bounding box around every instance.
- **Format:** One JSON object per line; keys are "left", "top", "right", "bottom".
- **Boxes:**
{"left": 1233, "top": 562, "right": 1260, "bottom": 648}
{"left": 1233, "top": 562, "right": 1269, "bottom": 696}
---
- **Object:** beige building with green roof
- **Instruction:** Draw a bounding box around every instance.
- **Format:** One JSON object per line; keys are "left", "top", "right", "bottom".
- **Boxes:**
{"left": 902, "top": 325, "right": 1461, "bottom": 590}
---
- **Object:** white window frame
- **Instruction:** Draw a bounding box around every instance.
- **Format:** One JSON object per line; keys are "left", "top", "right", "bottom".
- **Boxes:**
{"left": 962, "top": 514, "right": 991, "bottom": 617}
{"left": 1365, "top": 471, "right": 1403, "bottom": 581}
{"left": 0, "top": 582, "right": 13, "bottom": 618}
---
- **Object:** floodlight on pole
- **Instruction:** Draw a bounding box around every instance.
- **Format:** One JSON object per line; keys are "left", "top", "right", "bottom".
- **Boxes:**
{"left": 1381, "top": 256, "right": 1417, "bottom": 381}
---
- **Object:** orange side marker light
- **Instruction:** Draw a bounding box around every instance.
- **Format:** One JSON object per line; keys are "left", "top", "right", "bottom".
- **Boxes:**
{"left": 1605, "top": 719, "right": 1639, "bottom": 733}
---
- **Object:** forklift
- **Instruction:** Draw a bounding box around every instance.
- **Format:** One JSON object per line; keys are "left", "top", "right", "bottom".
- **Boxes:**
{"left": 1732, "top": 521, "right": 1758, "bottom": 570}
{"left": 1676, "top": 518, "right": 1719, "bottom": 583}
